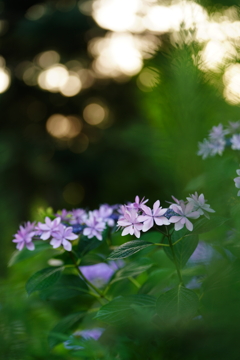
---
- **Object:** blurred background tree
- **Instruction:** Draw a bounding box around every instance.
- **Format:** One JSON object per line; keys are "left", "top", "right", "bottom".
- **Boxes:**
{"left": 1, "top": 0, "right": 240, "bottom": 358}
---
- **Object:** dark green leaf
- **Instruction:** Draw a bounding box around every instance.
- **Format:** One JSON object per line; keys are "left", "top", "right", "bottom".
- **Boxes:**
{"left": 40, "top": 274, "right": 88, "bottom": 300}
{"left": 192, "top": 216, "right": 228, "bottom": 235}
{"left": 140, "top": 231, "right": 163, "bottom": 243}
{"left": 48, "top": 312, "right": 84, "bottom": 348}
{"left": 156, "top": 285, "right": 199, "bottom": 322}
{"left": 77, "top": 235, "right": 101, "bottom": 257}
{"left": 26, "top": 266, "right": 64, "bottom": 295}
{"left": 8, "top": 241, "right": 52, "bottom": 266}
{"left": 110, "top": 259, "right": 152, "bottom": 284}
{"left": 164, "top": 230, "right": 199, "bottom": 268}
{"left": 139, "top": 268, "right": 175, "bottom": 294}
{"left": 95, "top": 295, "right": 156, "bottom": 324}
{"left": 108, "top": 240, "right": 153, "bottom": 260}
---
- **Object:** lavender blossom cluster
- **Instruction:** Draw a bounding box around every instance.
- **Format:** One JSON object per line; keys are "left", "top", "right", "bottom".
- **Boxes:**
{"left": 12, "top": 204, "right": 120, "bottom": 252}
{"left": 197, "top": 121, "right": 240, "bottom": 159}
{"left": 117, "top": 194, "right": 215, "bottom": 238}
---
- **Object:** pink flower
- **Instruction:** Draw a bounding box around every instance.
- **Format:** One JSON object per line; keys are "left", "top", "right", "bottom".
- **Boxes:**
{"left": 126, "top": 196, "right": 148, "bottom": 211}
{"left": 138, "top": 200, "right": 170, "bottom": 231}
{"left": 83, "top": 212, "right": 106, "bottom": 241}
{"left": 117, "top": 207, "right": 143, "bottom": 238}
{"left": 169, "top": 203, "right": 200, "bottom": 231}
{"left": 37, "top": 217, "right": 61, "bottom": 240}
{"left": 12, "top": 222, "right": 36, "bottom": 251}
{"left": 50, "top": 224, "right": 78, "bottom": 251}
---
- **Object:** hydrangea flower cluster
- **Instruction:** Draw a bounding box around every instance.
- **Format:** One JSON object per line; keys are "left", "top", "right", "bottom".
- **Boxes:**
{"left": 197, "top": 121, "right": 240, "bottom": 159}
{"left": 12, "top": 204, "right": 120, "bottom": 252}
{"left": 117, "top": 194, "right": 214, "bottom": 237}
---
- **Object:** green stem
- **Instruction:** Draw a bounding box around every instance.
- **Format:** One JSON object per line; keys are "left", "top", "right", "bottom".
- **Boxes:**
{"left": 128, "top": 276, "right": 141, "bottom": 289}
{"left": 69, "top": 252, "right": 110, "bottom": 302}
{"left": 166, "top": 227, "right": 183, "bottom": 285}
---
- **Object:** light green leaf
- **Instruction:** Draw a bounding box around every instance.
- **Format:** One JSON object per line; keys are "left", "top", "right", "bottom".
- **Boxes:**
{"left": 48, "top": 312, "right": 84, "bottom": 348}
{"left": 8, "top": 241, "right": 52, "bottom": 267}
{"left": 95, "top": 295, "right": 156, "bottom": 324}
{"left": 157, "top": 285, "right": 199, "bottom": 322}
{"left": 26, "top": 266, "right": 64, "bottom": 295}
{"left": 108, "top": 240, "right": 153, "bottom": 260}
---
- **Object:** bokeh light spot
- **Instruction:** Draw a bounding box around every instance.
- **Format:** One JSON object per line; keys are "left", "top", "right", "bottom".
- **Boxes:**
{"left": 0, "top": 67, "right": 10, "bottom": 93}
{"left": 60, "top": 73, "right": 82, "bottom": 97}
{"left": 63, "top": 182, "right": 84, "bottom": 205}
{"left": 68, "top": 133, "right": 89, "bottom": 153}
{"left": 83, "top": 103, "right": 106, "bottom": 125}
{"left": 25, "top": 4, "right": 46, "bottom": 21}
{"left": 36, "top": 51, "right": 60, "bottom": 68}
{"left": 46, "top": 114, "right": 82, "bottom": 139}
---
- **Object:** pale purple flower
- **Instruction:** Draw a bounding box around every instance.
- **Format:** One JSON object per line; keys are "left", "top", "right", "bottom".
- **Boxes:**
{"left": 55, "top": 209, "right": 70, "bottom": 222}
{"left": 126, "top": 196, "right": 148, "bottom": 211}
{"left": 234, "top": 169, "right": 240, "bottom": 196}
{"left": 12, "top": 222, "right": 36, "bottom": 251}
{"left": 83, "top": 212, "right": 106, "bottom": 241}
{"left": 117, "top": 207, "right": 143, "bottom": 238}
{"left": 230, "top": 134, "right": 240, "bottom": 150}
{"left": 138, "top": 200, "right": 170, "bottom": 232}
{"left": 186, "top": 192, "right": 215, "bottom": 219}
{"left": 169, "top": 203, "right": 200, "bottom": 231}
{"left": 197, "top": 139, "right": 213, "bottom": 159}
{"left": 50, "top": 223, "right": 78, "bottom": 251}
{"left": 64, "top": 328, "right": 104, "bottom": 350}
{"left": 209, "top": 123, "right": 229, "bottom": 139}
{"left": 228, "top": 121, "right": 240, "bottom": 133}
{"left": 37, "top": 217, "right": 61, "bottom": 240}
{"left": 209, "top": 138, "right": 226, "bottom": 156}
{"left": 80, "top": 261, "right": 124, "bottom": 287}
{"left": 69, "top": 209, "right": 87, "bottom": 225}
{"left": 93, "top": 204, "right": 114, "bottom": 227}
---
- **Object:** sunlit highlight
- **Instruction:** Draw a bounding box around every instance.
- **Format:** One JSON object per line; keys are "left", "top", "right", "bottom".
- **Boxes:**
{"left": 83, "top": 103, "right": 106, "bottom": 125}
{"left": 46, "top": 114, "right": 82, "bottom": 139}
{"left": 25, "top": 4, "right": 46, "bottom": 21}
{"left": 223, "top": 64, "right": 240, "bottom": 104}
{"left": 0, "top": 65, "right": 10, "bottom": 93}
{"left": 36, "top": 51, "right": 60, "bottom": 68}
{"left": 59, "top": 73, "right": 82, "bottom": 97}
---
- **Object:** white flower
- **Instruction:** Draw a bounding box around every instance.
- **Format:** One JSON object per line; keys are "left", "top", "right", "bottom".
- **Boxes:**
{"left": 169, "top": 203, "right": 200, "bottom": 231}
{"left": 209, "top": 124, "right": 229, "bottom": 140}
{"left": 197, "top": 139, "right": 213, "bottom": 159}
{"left": 186, "top": 192, "right": 215, "bottom": 219}
{"left": 231, "top": 134, "right": 240, "bottom": 150}
{"left": 234, "top": 169, "right": 240, "bottom": 196}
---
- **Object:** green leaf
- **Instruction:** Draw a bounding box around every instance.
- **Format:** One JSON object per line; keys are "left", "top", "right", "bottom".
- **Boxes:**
{"left": 39, "top": 274, "right": 88, "bottom": 300}
{"left": 108, "top": 240, "right": 153, "bottom": 260}
{"left": 156, "top": 285, "right": 199, "bottom": 322}
{"left": 95, "top": 295, "right": 156, "bottom": 324}
{"left": 192, "top": 216, "right": 228, "bottom": 235}
{"left": 164, "top": 230, "right": 199, "bottom": 268}
{"left": 140, "top": 231, "right": 163, "bottom": 243}
{"left": 139, "top": 268, "right": 175, "bottom": 294}
{"left": 77, "top": 235, "right": 101, "bottom": 257}
{"left": 110, "top": 259, "right": 152, "bottom": 284}
{"left": 8, "top": 241, "right": 52, "bottom": 266}
{"left": 48, "top": 312, "right": 84, "bottom": 348}
{"left": 26, "top": 266, "right": 64, "bottom": 295}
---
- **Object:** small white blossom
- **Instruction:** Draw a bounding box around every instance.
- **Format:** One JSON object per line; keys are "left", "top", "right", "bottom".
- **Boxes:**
{"left": 209, "top": 123, "right": 229, "bottom": 140}
{"left": 231, "top": 134, "right": 240, "bottom": 150}
{"left": 234, "top": 169, "right": 240, "bottom": 196}
{"left": 186, "top": 192, "right": 215, "bottom": 219}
